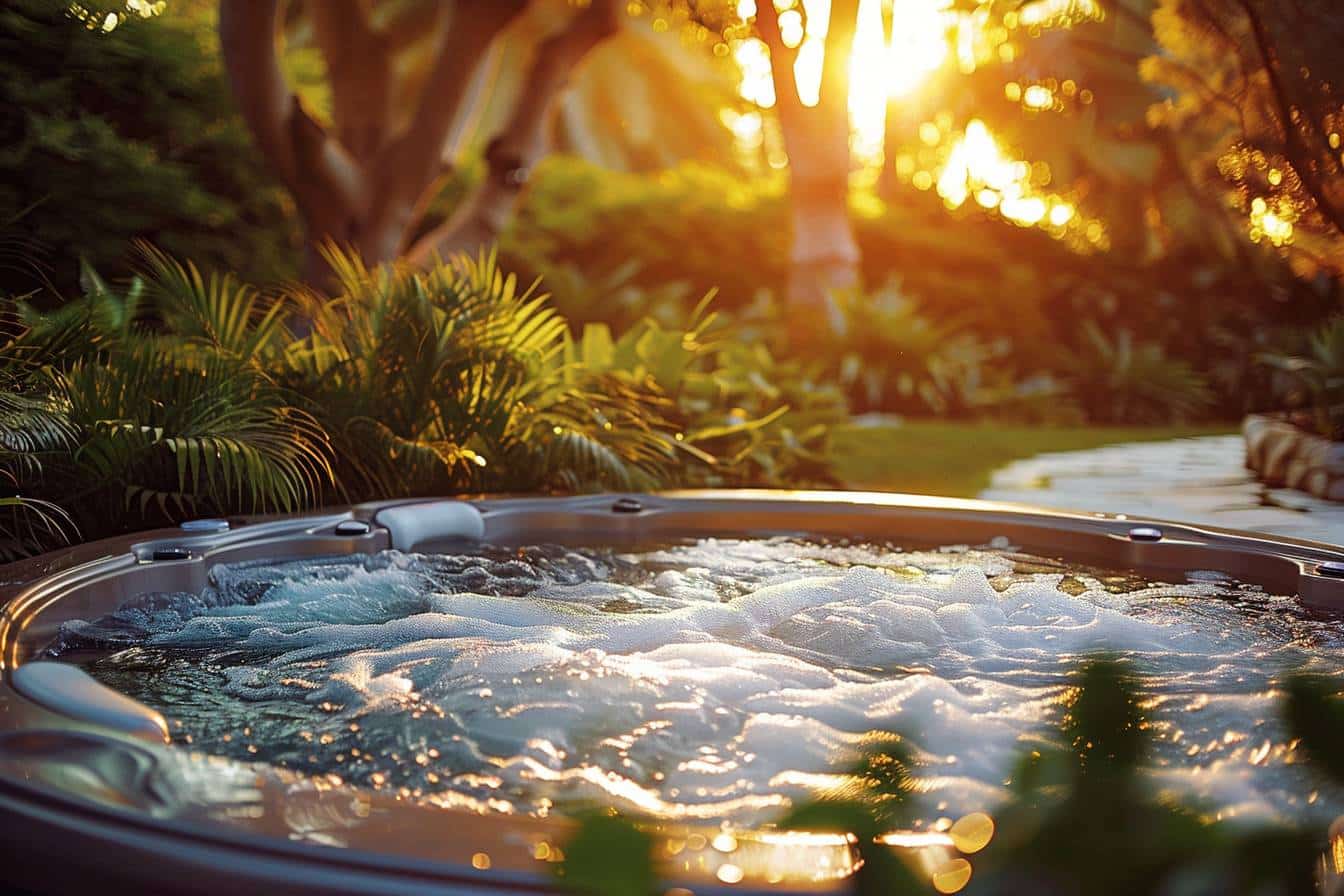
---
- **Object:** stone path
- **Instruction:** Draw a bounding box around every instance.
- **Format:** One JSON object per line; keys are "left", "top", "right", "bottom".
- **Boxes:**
{"left": 980, "top": 435, "right": 1344, "bottom": 546}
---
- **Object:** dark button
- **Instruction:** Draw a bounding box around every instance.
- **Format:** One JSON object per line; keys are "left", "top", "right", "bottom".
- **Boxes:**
{"left": 611, "top": 498, "right": 643, "bottom": 514}
{"left": 334, "top": 520, "right": 372, "bottom": 536}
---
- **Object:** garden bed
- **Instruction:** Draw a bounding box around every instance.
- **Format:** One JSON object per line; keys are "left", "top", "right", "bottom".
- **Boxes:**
{"left": 1244, "top": 413, "right": 1344, "bottom": 501}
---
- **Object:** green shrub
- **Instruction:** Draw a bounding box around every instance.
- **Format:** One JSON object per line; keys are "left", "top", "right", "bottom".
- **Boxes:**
{"left": 283, "top": 247, "right": 682, "bottom": 497}
{"left": 565, "top": 298, "right": 845, "bottom": 488}
{"left": 501, "top": 158, "right": 789, "bottom": 332}
{"left": 819, "top": 284, "right": 1082, "bottom": 422}
{"left": 0, "top": 0, "right": 296, "bottom": 300}
{"left": 1259, "top": 316, "right": 1344, "bottom": 439}
{"left": 1057, "top": 321, "right": 1213, "bottom": 424}
{"left": 12, "top": 252, "right": 332, "bottom": 538}
{"left": 0, "top": 310, "right": 77, "bottom": 559}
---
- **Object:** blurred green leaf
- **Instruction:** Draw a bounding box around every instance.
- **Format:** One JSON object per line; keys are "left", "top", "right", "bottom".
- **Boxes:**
{"left": 556, "top": 812, "right": 657, "bottom": 896}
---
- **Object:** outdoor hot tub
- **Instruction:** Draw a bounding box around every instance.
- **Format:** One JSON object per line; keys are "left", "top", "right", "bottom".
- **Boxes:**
{"left": 3, "top": 490, "right": 1344, "bottom": 894}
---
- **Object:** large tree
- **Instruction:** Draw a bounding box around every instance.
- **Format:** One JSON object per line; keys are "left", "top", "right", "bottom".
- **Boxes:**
{"left": 218, "top": 0, "right": 621, "bottom": 282}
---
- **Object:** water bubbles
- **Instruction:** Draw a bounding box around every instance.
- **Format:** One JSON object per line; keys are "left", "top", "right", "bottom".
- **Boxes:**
{"left": 75, "top": 536, "right": 1344, "bottom": 828}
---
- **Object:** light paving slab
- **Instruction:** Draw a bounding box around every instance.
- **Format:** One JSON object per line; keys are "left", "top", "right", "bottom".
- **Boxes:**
{"left": 980, "top": 435, "right": 1344, "bottom": 546}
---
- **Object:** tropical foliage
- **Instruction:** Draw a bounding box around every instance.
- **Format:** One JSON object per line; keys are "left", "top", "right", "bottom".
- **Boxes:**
{"left": 558, "top": 656, "right": 1338, "bottom": 895}
{"left": 1259, "top": 315, "right": 1344, "bottom": 439}
{"left": 0, "top": 245, "right": 840, "bottom": 557}
{"left": 0, "top": 312, "right": 76, "bottom": 559}
{"left": 502, "top": 156, "right": 1327, "bottom": 426}
{"left": 1146, "top": 0, "right": 1344, "bottom": 277}
{"left": 1057, "top": 321, "right": 1213, "bottom": 424}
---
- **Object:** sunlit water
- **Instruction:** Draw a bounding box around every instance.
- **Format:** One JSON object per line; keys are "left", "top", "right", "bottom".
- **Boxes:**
{"left": 49, "top": 537, "right": 1344, "bottom": 829}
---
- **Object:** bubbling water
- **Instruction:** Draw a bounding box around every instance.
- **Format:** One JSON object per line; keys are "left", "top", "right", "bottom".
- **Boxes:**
{"left": 54, "top": 537, "right": 1344, "bottom": 828}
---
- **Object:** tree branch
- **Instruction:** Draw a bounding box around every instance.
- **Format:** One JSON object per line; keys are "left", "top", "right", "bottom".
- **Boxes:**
{"left": 219, "top": 0, "right": 300, "bottom": 184}
{"left": 1235, "top": 0, "right": 1344, "bottom": 237}
{"left": 383, "top": 0, "right": 450, "bottom": 53}
{"left": 219, "top": 0, "right": 362, "bottom": 237}
{"left": 818, "top": 0, "right": 859, "bottom": 118}
{"left": 754, "top": 1, "right": 804, "bottom": 131}
{"left": 309, "top": 0, "right": 391, "bottom": 162}
{"left": 360, "top": 0, "right": 529, "bottom": 261}
{"left": 405, "top": 0, "right": 621, "bottom": 264}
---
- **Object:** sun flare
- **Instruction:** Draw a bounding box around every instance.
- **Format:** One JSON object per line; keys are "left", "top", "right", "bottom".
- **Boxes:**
{"left": 730, "top": 0, "right": 1105, "bottom": 245}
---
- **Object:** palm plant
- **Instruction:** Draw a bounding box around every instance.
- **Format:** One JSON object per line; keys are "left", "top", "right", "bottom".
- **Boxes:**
{"left": 59, "top": 345, "right": 331, "bottom": 524}
{"left": 10, "top": 249, "right": 332, "bottom": 537}
{"left": 0, "top": 245, "right": 842, "bottom": 548}
{"left": 0, "top": 309, "right": 76, "bottom": 559}
{"left": 281, "top": 247, "right": 684, "bottom": 498}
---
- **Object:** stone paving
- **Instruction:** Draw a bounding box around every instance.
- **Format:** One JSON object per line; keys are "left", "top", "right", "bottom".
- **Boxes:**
{"left": 980, "top": 434, "right": 1344, "bottom": 546}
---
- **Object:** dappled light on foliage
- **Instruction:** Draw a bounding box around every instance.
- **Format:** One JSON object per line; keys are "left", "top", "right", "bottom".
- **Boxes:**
{"left": 1146, "top": 0, "right": 1344, "bottom": 276}
{"left": 931, "top": 120, "right": 1103, "bottom": 247}
{"left": 720, "top": 0, "right": 1106, "bottom": 247}
{"left": 67, "top": 0, "right": 165, "bottom": 33}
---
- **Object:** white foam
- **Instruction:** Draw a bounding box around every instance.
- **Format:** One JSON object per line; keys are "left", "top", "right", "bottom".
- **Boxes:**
{"left": 74, "top": 538, "right": 1344, "bottom": 827}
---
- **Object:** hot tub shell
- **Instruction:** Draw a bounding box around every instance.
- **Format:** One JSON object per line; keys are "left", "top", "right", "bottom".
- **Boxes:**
{"left": 2, "top": 490, "right": 1342, "bottom": 894}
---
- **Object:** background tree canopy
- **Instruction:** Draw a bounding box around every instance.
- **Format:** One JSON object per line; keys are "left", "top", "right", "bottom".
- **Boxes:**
{"left": 4, "top": 0, "right": 1344, "bottom": 434}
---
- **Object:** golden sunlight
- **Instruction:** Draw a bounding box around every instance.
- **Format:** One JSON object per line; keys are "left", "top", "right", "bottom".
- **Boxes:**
{"left": 730, "top": 0, "right": 1107, "bottom": 246}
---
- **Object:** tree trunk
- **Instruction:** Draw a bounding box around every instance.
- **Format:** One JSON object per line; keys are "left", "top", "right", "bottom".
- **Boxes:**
{"left": 406, "top": 0, "right": 620, "bottom": 264}
{"left": 218, "top": 0, "right": 616, "bottom": 286}
{"left": 757, "top": 0, "right": 862, "bottom": 343}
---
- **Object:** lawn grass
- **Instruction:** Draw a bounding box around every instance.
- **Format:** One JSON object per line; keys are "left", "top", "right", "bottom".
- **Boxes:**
{"left": 830, "top": 420, "right": 1236, "bottom": 498}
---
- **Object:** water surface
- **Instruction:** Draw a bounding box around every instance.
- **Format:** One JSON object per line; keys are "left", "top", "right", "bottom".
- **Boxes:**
{"left": 54, "top": 537, "right": 1344, "bottom": 827}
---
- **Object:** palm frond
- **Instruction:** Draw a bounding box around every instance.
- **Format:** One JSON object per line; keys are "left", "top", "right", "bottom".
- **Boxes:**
{"left": 0, "top": 496, "right": 76, "bottom": 562}
{"left": 136, "top": 242, "right": 288, "bottom": 363}
{"left": 62, "top": 345, "right": 332, "bottom": 521}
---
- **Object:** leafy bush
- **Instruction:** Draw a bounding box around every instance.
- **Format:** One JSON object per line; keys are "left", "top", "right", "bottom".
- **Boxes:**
{"left": 1259, "top": 316, "right": 1344, "bottom": 439}
{"left": 558, "top": 656, "right": 1334, "bottom": 895}
{"left": 1057, "top": 321, "right": 1213, "bottom": 424}
{"left": 503, "top": 158, "right": 788, "bottom": 320}
{"left": 12, "top": 252, "right": 333, "bottom": 539}
{"left": 502, "top": 157, "right": 1320, "bottom": 426}
{"left": 0, "top": 0, "right": 296, "bottom": 300}
{"left": 282, "top": 248, "right": 685, "bottom": 497}
{"left": 820, "top": 284, "right": 1082, "bottom": 423}
{"left": 3, "top": 246, "right": 842, "bottom": 554}
{"left": 565, "top": 300, "right": 844, "bottom": 488}
{"left": 0, "top": 310, "right": 77, "bottom": 559}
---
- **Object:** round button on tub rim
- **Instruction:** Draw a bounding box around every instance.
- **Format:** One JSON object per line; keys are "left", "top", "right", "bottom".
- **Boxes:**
{"left": 1317, "top": 560, "right": 1344, "bottom": 578}
{"left": 334, "top": 520, "right": 373, "bottom": 536}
